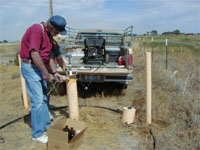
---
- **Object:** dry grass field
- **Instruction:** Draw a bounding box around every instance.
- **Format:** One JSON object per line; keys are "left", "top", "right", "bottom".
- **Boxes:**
{"left": 0, "top": 35, "right": 199, "bottom": 150}
{"left": 133, "top": 35, "right": 200, "bottom": 149}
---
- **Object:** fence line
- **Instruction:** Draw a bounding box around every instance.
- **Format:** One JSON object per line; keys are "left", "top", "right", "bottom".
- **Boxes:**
{"left": 134, "top": 37, "right": 199, "bottom": 71}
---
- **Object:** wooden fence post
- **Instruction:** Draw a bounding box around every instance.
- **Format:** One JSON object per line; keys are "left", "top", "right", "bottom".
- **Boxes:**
{"left": 18, "top": 55, "right": 29, "bottom": 109}
{"left": 49, "top": 0, "right": 53, "bottom": 17}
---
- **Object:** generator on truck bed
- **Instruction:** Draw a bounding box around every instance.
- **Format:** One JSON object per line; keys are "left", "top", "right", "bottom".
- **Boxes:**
{"left": 58, "top": 26, "right": 134, "bottom": 88}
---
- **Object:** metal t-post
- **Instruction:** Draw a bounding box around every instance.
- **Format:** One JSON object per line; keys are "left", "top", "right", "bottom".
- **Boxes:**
{"left": 152, "top": 37, "right": 154, "bottom": 60}
{"left": 143, "top": 38, "right": 145, "bottom": 56}
{"left": 165, "top": 38, "right": 168, "bottom": 69}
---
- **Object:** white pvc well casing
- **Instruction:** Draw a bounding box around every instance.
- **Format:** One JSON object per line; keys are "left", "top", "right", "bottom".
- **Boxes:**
{"left": 122, "top": 106, "right": 136, "bottom": 124}
{"left": 67, "top": 78, "right": 79, "bottom": 120}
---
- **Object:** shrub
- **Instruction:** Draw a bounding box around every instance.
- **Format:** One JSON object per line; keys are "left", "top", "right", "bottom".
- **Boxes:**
{"left": 14, "top": 51, "right": 20, "bottom": 66}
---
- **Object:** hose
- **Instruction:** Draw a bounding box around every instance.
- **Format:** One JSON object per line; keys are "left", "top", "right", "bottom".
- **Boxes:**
{"left": 0, "top": 105, "right": 121, "bottom": 130}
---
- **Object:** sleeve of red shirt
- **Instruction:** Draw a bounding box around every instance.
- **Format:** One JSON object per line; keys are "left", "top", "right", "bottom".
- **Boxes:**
{"left": 28, "top": 24, "right": 43, "bottom": 52}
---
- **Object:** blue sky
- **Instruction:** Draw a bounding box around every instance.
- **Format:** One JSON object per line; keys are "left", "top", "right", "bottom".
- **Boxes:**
{"left": 0, "top": 0, "right": 199, "bottom": 41}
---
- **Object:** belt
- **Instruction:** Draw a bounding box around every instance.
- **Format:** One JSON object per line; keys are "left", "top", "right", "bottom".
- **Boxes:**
{"left": 22, "top": 59, "right": 34, "bottom": 64}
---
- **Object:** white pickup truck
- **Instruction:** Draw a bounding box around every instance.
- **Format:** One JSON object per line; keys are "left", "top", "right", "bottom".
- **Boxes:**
{"left": 58, "top": 26, "right": 134, "bottom": 88}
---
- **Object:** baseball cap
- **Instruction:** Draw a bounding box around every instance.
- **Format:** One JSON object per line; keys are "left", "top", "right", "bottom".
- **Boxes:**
{"left": 50, "top": 15, "right": 67, "bottom": 35}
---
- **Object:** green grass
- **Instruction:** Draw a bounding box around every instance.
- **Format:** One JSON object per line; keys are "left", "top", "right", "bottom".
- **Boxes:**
{"left": 0, "top": 44, "right": 20, "bottom": 58}
{"left": 136, "top": 34, "right": 200, "bottom": 53}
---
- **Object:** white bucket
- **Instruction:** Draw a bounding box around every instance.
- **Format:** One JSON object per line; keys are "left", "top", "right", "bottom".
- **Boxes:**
{"left": 122, "top": 106, "right": 136, "bottom": 124}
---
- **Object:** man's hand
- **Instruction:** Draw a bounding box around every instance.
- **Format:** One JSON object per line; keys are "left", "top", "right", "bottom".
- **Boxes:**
{"left": 53, "top": 72, "right": 64, "bottom": 83}
{"left": 43, "top": 72, "right": 51, "bottom": 83}
{"left": 31, "top": 50, "right": 50, "bottom": 82}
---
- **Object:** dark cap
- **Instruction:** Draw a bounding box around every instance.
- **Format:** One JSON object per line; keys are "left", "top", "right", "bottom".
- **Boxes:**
{"left": 50, "top": 15, "right": 67, "bottom": 35}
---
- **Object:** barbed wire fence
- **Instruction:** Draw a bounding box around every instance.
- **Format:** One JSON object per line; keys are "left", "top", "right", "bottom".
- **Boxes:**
{"left": 135, "top": 37, "right": 199, "bottom": 70}
{"left": 133, "top": 37, "right": 200, "bottom": 149}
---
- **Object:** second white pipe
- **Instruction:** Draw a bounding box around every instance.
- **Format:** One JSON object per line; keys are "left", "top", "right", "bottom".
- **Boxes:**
{"left": 146, "top": 52, "right": 152, "bottom": 125}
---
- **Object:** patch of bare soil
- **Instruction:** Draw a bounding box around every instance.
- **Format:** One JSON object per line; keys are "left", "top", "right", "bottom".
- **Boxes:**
{"left": 0, "top": 83, "right": 142, "bottom": 150}
{"left": 0, "top": 64, "right": 143, "bottom": 150}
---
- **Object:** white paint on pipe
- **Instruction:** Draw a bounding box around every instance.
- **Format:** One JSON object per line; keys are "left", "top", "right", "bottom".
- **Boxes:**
{"left": 166, "top": 39, "right": 168, "bottom": 46}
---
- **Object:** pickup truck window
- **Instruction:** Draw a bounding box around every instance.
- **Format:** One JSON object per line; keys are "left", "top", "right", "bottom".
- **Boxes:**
{"left": 75, "top": 32, "right": 122, "bottom": 46}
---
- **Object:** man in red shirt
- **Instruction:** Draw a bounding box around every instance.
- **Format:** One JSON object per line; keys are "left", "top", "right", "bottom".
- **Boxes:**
{"left": 20, "top": 15, "right": 67, "bottom": 144}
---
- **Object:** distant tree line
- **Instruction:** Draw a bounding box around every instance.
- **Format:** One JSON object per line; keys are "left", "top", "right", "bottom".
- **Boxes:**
{"left": 144, "top": 29, "right": 189, "bottom": 36}
{"left": 162, "top": 29, "right": 181, "bottom": 35}
{"left": 146, "top": 30, "right": 158, "bottom": 35}
{"left": 0, "top": 40, "right": 8, "bottom": 43}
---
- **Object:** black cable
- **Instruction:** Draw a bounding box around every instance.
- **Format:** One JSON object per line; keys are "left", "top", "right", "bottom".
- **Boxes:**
{"left": 0, "top": 113, "right": 30, "bottom": 130}
{"left": 79, "top": 63, "right": 102, "bottom": 90}
{"left": 149, "top": 128, "right": 156, "bottom": 149}
{"left": 92, "top": 105, "right": 122, "bottom": 114}
{"left": 0, "top": 105, "right": 121, "bottom": 130}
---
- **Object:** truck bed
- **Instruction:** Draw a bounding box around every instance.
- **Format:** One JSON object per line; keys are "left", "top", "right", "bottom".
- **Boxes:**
{"left": 58, "top": 50, "right": 132, "bottom": 75}
{"left": 57, "top": 48, "right": 133, "bottom": 83}
{"left": 58, "top": 66, "right": 132, "bottom": 75}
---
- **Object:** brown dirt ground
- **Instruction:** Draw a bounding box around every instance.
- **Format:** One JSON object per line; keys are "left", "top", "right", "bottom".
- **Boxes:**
{"left": 0, "top": 44, "right": 143, "bottom": 150}
{"left": 0, "top": 39, "right": 199, "bottom": 150}
{"left": 0, "top": 72, "right": 142, "bottom": 150}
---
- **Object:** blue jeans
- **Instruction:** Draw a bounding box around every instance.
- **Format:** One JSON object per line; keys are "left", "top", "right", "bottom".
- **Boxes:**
{"left": 21, "top": 62, "right": 51, "bottom": 138}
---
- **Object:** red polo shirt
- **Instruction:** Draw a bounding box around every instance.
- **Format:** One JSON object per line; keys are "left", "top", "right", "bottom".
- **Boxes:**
{"left": 20, "top": 22, "right": 53, "bottom": 63}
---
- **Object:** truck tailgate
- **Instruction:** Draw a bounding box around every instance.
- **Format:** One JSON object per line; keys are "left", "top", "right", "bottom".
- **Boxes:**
{"left": 57, "top": 67, "right": 132, "bottom": 75}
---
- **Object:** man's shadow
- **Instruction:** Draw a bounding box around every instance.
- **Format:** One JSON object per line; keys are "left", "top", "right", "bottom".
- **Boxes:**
{"left": 48, "top": 80, "right": 126, "bottom": 98}
{"left": 23, "top": 113, "right": 31, "bottom": 128}
{"left": 77, "top": 82, "right": 126, "bottom": 98}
